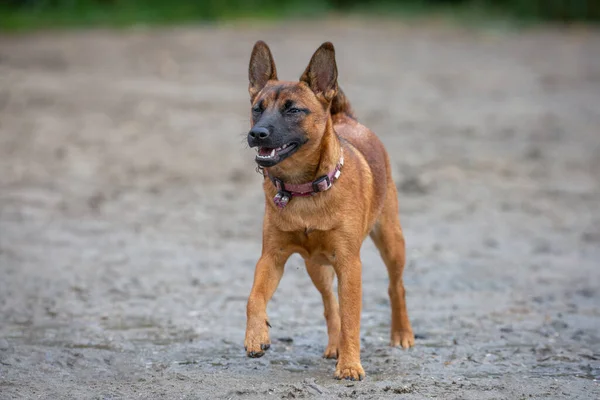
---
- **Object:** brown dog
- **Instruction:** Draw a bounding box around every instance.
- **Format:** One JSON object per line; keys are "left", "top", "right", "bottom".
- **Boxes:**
{"left": 244, "top": 41, "right": 414, "bottom": 381}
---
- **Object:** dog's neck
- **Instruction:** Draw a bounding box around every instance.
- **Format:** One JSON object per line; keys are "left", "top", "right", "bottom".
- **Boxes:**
{"left": 266, "top": 117, "right": 341, "bottom": 185}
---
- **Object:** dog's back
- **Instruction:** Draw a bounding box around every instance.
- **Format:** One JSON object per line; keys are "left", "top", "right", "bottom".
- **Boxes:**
{"left": 331, "top": 90, "right": 390, "bottom": 218}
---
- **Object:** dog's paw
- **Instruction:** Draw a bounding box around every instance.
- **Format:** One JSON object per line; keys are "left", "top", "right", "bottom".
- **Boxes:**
{"left": 244, "top": 320, "right": 271, "bottom": 358}
{"left": 245, "top": 342, "right": 270, "bottom": 358}
{"left": 334, "top": 362, "right": 365, "bottom": 381}
{"left": 390, "top": 330, "right": 415, "bottom": 349}
{"left": 323, "top": 344, "right": 338, "bottom": 359}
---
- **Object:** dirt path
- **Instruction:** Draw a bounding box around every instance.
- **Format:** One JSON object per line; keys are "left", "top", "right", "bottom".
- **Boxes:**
{"left": 1, "top": 20, "right": 599, "bottom": 399}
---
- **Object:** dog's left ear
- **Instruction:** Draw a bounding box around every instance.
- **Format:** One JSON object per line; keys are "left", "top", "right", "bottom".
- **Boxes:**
{"left": 248, "top": 41, "right": 278, "bottom": 102}
{"left": 300, "top": 42, "right": 338, "bottom": 103}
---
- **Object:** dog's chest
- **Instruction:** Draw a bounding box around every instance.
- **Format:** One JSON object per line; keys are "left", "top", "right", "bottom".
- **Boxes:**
{"left": 290, "top": 229, "right": 338, "bottom": 265}
{"left": 272, "top": 197, "right": 338, "bottom": 232}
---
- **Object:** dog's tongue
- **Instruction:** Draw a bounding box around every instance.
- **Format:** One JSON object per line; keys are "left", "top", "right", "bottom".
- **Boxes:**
{"left": 259, "top": 147, "right": 274, "bottom": 156}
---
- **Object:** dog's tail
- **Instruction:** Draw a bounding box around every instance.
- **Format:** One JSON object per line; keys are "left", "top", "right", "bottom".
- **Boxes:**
{"left": 331, "top": 86, "right": 356, "bottom": 119}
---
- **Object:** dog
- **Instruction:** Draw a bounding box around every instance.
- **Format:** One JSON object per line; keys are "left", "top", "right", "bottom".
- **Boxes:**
{"left": 243, "top": 41, "right": 414, "bottom": 381}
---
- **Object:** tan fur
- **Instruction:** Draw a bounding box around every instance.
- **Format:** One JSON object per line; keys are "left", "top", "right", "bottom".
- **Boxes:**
{"left": 244, "top": 42, "right": 414, "bottom": 381}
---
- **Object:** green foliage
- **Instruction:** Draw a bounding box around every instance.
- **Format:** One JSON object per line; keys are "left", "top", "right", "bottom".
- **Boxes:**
{"left": 475, "top": 0, "right": 599, "bottom": 22}
{"left": 0, "top": 0, "right": 598, "bottom": 31}
{"left": 0, "top": 0, "right": 329, "bottom": 30}
{"left": 336, "top": 0, "right": 599, "bottom": 22}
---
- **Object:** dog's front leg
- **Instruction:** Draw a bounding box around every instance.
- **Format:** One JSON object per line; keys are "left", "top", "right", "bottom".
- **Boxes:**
{"left": 333, "top": 254, "right": 365, "bottom": 380}
{"left": 244, "top": 251, "right": 288, "bottom": 358}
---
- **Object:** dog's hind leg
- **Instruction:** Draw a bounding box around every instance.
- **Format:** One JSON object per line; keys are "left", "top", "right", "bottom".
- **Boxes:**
{"left": 306, "top": 261, "right": 340, "bottom": 359}
{"left": 370, "top": 188, "right": 415, "bottom": 349}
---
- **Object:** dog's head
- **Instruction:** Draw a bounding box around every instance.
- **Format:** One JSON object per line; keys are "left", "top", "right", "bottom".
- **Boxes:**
{"left": 247, "top": 41, "right": 339, "bottom": 168}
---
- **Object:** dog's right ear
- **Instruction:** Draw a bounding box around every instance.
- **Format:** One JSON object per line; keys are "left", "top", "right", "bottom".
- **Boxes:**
{"left": 248, "top": 41, "right": 278, "bottom": 102}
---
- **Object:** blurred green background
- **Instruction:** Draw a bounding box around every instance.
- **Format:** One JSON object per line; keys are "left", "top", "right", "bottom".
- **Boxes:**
{"left": 1, "top": 0, "right": 598, "bottom": 31}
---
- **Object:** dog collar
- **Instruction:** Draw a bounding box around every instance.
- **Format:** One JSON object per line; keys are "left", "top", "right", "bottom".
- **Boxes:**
{"left": 265, "top": 149, "right": 344, "bottom": 209}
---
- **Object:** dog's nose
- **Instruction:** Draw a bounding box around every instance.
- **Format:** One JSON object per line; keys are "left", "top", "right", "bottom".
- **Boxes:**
{"left": 248, "top": 127, "right": 270, "bottom": 140}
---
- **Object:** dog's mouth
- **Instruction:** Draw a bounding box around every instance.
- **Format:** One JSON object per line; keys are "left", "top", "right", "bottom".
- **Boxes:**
{"left": 254, "top": 142, "right": 300, "bottom": 167}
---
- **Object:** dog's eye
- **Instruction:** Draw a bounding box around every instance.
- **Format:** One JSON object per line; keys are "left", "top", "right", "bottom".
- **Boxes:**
{"left": 287, "top": 108, "right": 301, "bottom": 114}
{"left": 252, "top": 100, "right": 264, "bottom": 116}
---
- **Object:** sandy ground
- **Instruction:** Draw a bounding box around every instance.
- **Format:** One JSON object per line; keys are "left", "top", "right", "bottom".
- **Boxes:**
{"left": 1, "top": 19, "right": 599, "bottom": 399}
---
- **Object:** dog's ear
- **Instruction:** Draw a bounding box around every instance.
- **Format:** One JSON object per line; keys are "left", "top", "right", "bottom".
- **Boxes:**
{"left": 300, "top": 42, "right": 338, "bottom": 103}
{"left": 248, "top": 41, "right": 278, "bottom": 102}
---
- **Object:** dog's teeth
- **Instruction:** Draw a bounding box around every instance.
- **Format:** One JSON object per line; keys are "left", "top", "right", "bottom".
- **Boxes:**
{"left": 282, "top": 144, "right": 287, "bottom": 149}
{"left": 270, "top": 149, "right": 275, "bottom": 157}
